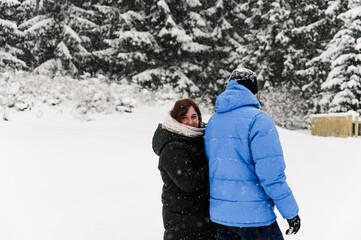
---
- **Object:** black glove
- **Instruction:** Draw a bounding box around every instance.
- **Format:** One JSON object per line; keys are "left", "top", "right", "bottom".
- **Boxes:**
{"left": 286, "top": 215, "right": 301, "bottom": 235}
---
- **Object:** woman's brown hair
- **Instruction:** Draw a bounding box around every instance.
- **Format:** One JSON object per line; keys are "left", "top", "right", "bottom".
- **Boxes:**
{"left": 170, "top": 98, "right": 202, "bottom": 124}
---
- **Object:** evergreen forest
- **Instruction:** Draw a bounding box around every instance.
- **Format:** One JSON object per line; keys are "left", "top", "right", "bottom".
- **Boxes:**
{"left": 0, "top": 0, "right": 360, "bottom": 128}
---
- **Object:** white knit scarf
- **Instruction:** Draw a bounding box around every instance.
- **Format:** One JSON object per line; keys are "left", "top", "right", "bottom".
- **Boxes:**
{"left": 162, "top": 114, "right": 205, "bottom": 138}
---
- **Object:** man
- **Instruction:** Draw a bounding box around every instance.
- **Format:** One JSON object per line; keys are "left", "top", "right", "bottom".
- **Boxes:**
{"left": 204, "top": 68, "right": 300, "bottom": 239}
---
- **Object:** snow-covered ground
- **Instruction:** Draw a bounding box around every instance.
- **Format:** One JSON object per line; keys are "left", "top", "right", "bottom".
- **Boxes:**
{"left": 0, "top": 104, "right": 361, "bottom": 240}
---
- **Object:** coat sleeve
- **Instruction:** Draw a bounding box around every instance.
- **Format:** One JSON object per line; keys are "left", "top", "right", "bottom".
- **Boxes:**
{"left": 160, "top": 142, "right": 209, "bottom": 193}
{"left": 249, "top": 112, "right": 299, "bottom": 220}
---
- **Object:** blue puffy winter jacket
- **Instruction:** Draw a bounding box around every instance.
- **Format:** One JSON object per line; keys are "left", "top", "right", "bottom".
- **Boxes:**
{"left": 204, "top": 80, "right": 299, "bottom": 227}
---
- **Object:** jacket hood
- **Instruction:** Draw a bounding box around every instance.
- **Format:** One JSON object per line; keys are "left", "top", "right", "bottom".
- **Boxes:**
{"left": 152, "top": 124, "right": 203, "bottom": 156}
{"left": 215, "top": 80, "right": 260, "bottom": 113}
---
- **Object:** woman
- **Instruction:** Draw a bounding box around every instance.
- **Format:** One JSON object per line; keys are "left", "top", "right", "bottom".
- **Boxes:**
{"left": 152, "top": 99, "right": 217, "bottom": 240}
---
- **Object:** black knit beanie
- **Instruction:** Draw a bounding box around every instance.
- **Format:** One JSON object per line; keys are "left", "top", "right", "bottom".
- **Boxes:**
{"left": 228, "top": 68, "right": 258, "bottom": 94}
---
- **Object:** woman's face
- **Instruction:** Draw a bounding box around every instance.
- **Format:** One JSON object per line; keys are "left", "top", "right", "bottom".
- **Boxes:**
{"left": 181, "top": 106, "right": 199, "bottom": 128}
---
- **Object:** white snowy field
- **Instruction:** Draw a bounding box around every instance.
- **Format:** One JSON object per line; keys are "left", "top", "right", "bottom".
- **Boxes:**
{"left": 0, "top": 104, "right": 361, "bottom": 240}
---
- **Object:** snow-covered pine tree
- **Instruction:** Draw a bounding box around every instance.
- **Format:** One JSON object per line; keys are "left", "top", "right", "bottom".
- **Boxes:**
{"left": 67, "top": 1, "right": 101, "bottom": 73}
{"left": 223, "top": 0, "right": 251, "bottom": 70}
{"left": 16, "top": 0, "right": 37, "bottom": 23}
{"left": 137, "top": 0, "right": 209, "bottom": 95}
{"left": 233, "top": 0, "right": 318, "bottom": 128}
{"left": 197, "top": 0, "right": 235, "bottom": 99}
{"left": 0, "top": 0, "right": 26, "bottom": 69}
{"left": 296, "top": 0, "right": 343, "bottom": 114}
{"left": 91, "top": 2, "right": 121, "bottom": 42}
{"left": 18, "top": 0, "right": 98, "bottom": 75}
{"left": 92, "top": 1, "right": 147, "bottom": 76}
{"left": 286, "top": 0, "right": 329, "bottom": 88}
{"left": 235, "top": 0, "right": 294, "bottom": 89}
{"left": 95, "top": 0, "right": 216, "bottom": 97}
{"left": 262, "top": 0, "right": 333, "bottom": 124}
{"left": 319, "top": 0, "right": 361, "bottom": 113}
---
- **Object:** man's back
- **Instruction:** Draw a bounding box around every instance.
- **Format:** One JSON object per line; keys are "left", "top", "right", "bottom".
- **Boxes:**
{"left": 204, "top": 80, "right": 299, "bottom": 228}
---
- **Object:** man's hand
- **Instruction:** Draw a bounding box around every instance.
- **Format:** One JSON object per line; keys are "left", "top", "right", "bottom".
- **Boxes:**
{"left": 286, "top": 215, "right": 301, "bottom": 235}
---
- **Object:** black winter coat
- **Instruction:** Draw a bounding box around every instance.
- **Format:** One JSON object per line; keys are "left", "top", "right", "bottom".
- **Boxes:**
{"left": 152, "top": 124, "right": 217, "bottom": 240}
